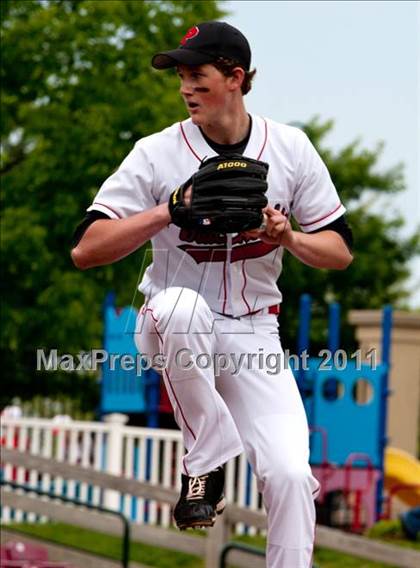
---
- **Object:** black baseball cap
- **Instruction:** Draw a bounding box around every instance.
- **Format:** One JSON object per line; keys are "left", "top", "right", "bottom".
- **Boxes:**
{"left": 152, "top": 21, "right": 251, "bottom": 71}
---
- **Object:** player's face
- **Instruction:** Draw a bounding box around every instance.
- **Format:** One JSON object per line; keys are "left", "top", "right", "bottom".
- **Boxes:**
{"left": 177, "top": 64, "right": 235, "bottom": 126}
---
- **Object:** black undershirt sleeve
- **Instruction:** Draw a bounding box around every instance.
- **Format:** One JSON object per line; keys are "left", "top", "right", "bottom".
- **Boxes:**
{"left": 308, "top": 215, "right": 353, "bottom": 252}
{"left": 71, "top": 210, "right": 111, "bottom": 248}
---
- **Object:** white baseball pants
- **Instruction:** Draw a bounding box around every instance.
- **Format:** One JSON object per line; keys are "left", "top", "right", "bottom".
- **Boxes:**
{"left": 135, "top": 287, "right": 320, "bottom": 568}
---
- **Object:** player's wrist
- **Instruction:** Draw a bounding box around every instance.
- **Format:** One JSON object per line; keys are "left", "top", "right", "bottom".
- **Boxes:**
{"left": 159, "top": 202, "right": 172, "bottom": 225}
{"left": 281, "top": 228, "right": 296, "bottom": 250}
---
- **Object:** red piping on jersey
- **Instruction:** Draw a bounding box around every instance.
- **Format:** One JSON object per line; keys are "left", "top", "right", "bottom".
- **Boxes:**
{"left": 91, "top": 202, "right": 122, "bottom": 218}
{"left": 222, "top": 259, "right": 228, "bottom": 314}
{"left": 179, "top": 121, "right": 202, "bottom": 162}
{"left": 257, "top": 118, "right": 268, "bottom": 160}
{"left": 180, "top": 117, "right": 268, "bottom": 162}
{"left": 142, "top": 307, "right": 196, "bottom": 475}
{"left": 300, "top": 203, "right": 342, "bottom": 227}
{"left": 241, "top": 260, "right": 251, "bottom": 313}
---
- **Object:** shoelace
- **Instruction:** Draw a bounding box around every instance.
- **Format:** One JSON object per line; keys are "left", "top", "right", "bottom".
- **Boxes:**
{"left": 186, "top": 474, "right": 208, "bottom": 500}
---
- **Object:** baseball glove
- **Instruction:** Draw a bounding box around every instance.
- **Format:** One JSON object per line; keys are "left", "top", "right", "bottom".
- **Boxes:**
{"left": 168, "top": 154, "right": 269, "bottom": 233}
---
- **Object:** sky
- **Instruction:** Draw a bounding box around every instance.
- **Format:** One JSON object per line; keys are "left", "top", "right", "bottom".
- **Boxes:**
{"left": 224, "top": 0, "right": 420, "bottom": 307}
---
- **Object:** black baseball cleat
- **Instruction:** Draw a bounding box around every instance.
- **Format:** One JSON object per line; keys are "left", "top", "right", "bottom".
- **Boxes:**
{"left": 174, "top": 466, "right": 226, "bottom": 530}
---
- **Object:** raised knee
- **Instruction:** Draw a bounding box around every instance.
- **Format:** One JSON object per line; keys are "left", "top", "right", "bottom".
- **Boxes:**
{"left": 150, "top": 287, "right": 211, "bottom": 330}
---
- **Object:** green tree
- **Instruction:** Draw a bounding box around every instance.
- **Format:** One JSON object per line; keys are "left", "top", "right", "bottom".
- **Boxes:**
{"left": 1, "top": 0, "right": 223, "bottom": 407}
{"left": 279, "top": 117, "right": 419, "bottom": 352}
{"left": 1, "top": 1, "right": 418, "bottom": 408}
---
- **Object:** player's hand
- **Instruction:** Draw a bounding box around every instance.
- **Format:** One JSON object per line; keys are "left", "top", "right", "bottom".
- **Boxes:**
{"left": 183, "top": 186, "right": 192, "bottom": 207}
{"left": 167, "top": 185, "right": 192, "bottom": 219}
{"left": 243, "top": 205, "right": 294, "bottom": 247}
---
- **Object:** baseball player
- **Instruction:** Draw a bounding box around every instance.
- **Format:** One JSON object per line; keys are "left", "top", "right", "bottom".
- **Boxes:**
{"left": 71, "top": 21, "right": 353, "bottom": 568}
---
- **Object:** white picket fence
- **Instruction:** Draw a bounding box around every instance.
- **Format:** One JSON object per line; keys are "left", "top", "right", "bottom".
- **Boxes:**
{"left": 0, "top": 415, "right": 264, "bottom": 535}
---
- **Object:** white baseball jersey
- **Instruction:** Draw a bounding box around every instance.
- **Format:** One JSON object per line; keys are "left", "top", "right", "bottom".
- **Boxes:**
{"left": 88, "top": 114, "right": 345, "bottom": 316}
{"left": 89, "top": 114, "right": 338, "bottom": 566}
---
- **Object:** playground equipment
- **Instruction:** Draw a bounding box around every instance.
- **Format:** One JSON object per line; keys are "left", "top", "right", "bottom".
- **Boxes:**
{"left": 101, "top": 292, "right": 394, "bottom": 530}
{"left": 383, "top": 447, "right": 420, "bottom": 517}
{"left": 101, "top": 292, "right": 164, "bottom": 425}
{"left": 384, "top": 447, "right": 420, "bottom": 507}
{"left": 294, "top": 294, "right": 392, "bottom": 531}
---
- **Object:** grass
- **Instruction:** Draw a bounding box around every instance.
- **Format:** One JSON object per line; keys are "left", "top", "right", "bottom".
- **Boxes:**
{"left": 366, "top": 519, "right": 420, "bottom": 550}
{"left": 235, "top": 534, "right": 402, "bottom": 568}
{"left": 7, "top": 522, "right": 201, "bottom": 568}
{"left": 7, "top": 520, "right": 418, "bottom": 568}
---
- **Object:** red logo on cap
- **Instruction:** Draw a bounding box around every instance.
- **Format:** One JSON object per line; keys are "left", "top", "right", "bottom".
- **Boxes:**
{"left": 180, "top": 26, "right": 199, "bottom": 45}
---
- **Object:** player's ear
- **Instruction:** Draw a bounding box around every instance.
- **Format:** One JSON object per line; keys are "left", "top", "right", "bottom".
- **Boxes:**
{"left": 227, "top": 67, "right": 246, "bottom": 91}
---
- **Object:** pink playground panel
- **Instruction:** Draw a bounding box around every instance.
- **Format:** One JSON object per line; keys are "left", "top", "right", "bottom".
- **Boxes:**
{"left": 312, "top": 464, "right": 382, "bottom": 529}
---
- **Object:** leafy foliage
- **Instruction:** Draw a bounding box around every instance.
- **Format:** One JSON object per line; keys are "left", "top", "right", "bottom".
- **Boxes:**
{"left": 367, "top": 519, "right": 420, "bottom": 548}
{"left": 1, "top": 0, "right": 223, "bottom": 406}
{"left": 1, "top": 1, "right": 418, "bottom": 406}
{"left": 279, "top": 117, "right": 419, "bottom": 352}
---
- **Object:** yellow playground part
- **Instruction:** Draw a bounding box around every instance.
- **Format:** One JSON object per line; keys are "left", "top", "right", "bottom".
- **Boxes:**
{"left": 384, "top": 447, "right": 420, "bottom": 508}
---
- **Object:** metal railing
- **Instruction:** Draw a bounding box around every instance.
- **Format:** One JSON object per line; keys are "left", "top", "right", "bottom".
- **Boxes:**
{"left": 1, "top": 479, "right": 130, "bottom": 568}
{"left": 219, "top": 542, "right": 265, "bottom": 567}
{"left": 3, "top": 447, "right": 420, "bottom": 568}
